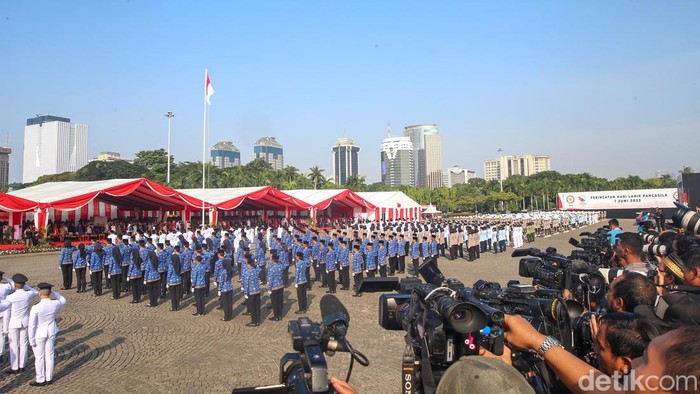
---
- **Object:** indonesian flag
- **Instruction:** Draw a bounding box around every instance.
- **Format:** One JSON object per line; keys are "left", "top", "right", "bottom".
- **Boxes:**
{"left": 205, "top": 69, "right": 214, "bottom": 105}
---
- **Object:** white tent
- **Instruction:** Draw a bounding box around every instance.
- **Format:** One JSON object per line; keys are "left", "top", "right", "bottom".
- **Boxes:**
{"left": 355, "top": 191, "right": 422, "bottom": 221}
{"left": 422, "top": 204, "right": 441, "bottom": 215}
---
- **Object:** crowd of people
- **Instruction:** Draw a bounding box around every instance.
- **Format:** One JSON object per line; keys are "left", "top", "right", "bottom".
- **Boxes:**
{"left": 47, "top": 211, "right": 603, "bottom": 328}
{"left": 9, "top": 208, "right": 700, "bottom": 392}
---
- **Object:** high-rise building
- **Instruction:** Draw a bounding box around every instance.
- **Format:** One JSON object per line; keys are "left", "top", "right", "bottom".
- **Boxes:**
{"left": 483, "top": 154, "right": 551, "bottom": 181}
{"left": 211, "top": 141, "right": 241, "bottom": 169}
{"left": 22, "top": 115, "right": 88, "bottom": 184}
{"left": 89, "top": 151, "right": 133, "bottom": 163}
{"left": 380, "top": 136, "right": 414, "bottom": 187}
{"left": 253, "top": 137, "right": 284, "bottom": 170}
{"left": 444, "top": 166, "right": 476, "bottom": 187}
{"left": 403, "top": 124, "right": 443, "bottom": 189}
{"left": 0, "top": 145, "right": 10, "bottom": 189}
{"left": 332, "top": 138, "right": 359, "bottom": 185}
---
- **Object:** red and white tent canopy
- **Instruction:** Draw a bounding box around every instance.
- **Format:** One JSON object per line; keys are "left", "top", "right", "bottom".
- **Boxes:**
{"left": 11, "top": 178, "right": 205, "bottom": 211}
{"left": 9, "top": 178, "right": 208, "bottom": 226}
{"left": 0, "top": 192, "right": 39, "bottom": 227}
{"left": 178, "top": 186, "right": 311, "bottom": 224}
{"left": 284, "top": 189, "right": 376, "bottom": 216}
{"left": 356, "top": 191, "right": 422, "bottom": 221}
{"left": 0, "top": 192, "right": 38, "bottom": 213}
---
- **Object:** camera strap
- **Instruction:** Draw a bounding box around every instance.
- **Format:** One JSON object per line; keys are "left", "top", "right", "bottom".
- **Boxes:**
{"left": 419, "top": 307, "right": 437, "bottom": 394}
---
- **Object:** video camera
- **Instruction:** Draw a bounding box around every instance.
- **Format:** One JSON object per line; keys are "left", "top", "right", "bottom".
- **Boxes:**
{"left": 371, "top": 257, "right": 587, "bottom": 393}
{"left": 233, "top": 294, "right": 369, "bottom": 394}
{"left": 514, "top": 247, "right": 607, "bottom": 311}
{"left": 369, "top": 258, "right": 505, "bottom": 393}
{"left": 568, "top": 228, "right": 613, "bottom": 266}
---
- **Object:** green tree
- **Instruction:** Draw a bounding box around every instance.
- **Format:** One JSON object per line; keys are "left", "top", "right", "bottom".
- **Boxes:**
{"left": 658, "top": 174, "right": 675, "bottom": 187}
{"left": 345, "top": 175, "right": 367, "bottom": 191}
{"left": 32, "top": 172, "right": 75, "bottom": 185}
{"left": 468, "top": 177, "right": 487, "bottom": 188}
{"left": 73, "top": 160, "right": 149, "bottom": 181}
{"left": 133, "top": 149, "right": 173, "bottom": 184}
{"left": 295, "top": 173, "right": 313, "bottom": 189}
{"left": 366, "top": 182, "right": 396, "bottom": 192}
{"left": 282, "top": 166, "right": 300, "bottom": 183}
{"left": 681, "top": 166, "right": 694, "bottom": 174}
{"left": 308, "top": 166, "right": 325, "bottom": 190}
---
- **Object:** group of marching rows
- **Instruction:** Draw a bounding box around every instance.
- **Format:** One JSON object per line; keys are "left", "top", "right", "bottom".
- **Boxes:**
{"left": 58, "top": 228, "right": 331, "bottom": 327}
{"left": 56, "top": 224, "right": 415, "bottom": 328}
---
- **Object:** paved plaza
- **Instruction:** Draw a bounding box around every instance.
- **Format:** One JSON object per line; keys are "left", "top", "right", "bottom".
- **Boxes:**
{"left": 0, "top": 220, "right": 616, "bottom": 393}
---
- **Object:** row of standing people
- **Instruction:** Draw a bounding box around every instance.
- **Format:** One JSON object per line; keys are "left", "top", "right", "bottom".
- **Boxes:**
{"left": 0, "top": 272, "right": 66, "bottom": 387}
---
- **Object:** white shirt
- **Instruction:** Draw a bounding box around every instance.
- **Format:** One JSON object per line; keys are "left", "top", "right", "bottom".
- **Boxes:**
{"left": 0, "top": 300, "right": 10, "bottom": 319}
{"left": 28, "top": 292, "right": 67, "bottom": 343}
{"left": 108, "top": 234, "right": 118, "bottom": 244}
{"left": 0, "top": 278, "right": 15, "bottom": 300}
{"left": 4, "top": 286, "right": 39, "bottom": 331}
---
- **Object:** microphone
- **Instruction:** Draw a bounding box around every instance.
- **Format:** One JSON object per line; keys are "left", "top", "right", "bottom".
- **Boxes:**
{"left": 510, "top": 248, "right": 532, "bottom": 258}
{"left": 320, "top": 294, "right": 350, "bottom": 340}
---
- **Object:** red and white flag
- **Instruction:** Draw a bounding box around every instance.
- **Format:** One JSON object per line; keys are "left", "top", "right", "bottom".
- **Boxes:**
{"left": 205, "top": 69, "right": 215, "bottom": 105}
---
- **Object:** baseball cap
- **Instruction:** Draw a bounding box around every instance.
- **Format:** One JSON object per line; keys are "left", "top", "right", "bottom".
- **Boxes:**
{"left": 436, "top": 356, "right": 534, "bottom": 394}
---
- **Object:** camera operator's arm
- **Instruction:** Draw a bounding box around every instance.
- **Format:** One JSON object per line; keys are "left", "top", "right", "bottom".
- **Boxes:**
{"left": 329, "top": 377, "right": 358, "bottom": 394}
{"left": 503, "top": 314, "right": 608, "bottom": 394}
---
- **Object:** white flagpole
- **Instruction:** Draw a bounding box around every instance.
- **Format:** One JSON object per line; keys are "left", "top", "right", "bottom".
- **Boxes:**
{"left": 202, "top": 69, "right": 207, "bottom": 226}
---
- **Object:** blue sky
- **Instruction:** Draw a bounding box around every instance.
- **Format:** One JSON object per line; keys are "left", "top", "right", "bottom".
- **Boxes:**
{"left": 1, "top": 1, "right": 698, "bottom": 184}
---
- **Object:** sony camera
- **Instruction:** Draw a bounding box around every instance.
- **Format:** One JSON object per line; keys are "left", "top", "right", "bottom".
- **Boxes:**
{"left": 375, "top": 258, "right": 505, "bottom": 393}
{"left": 234, "top": 295, "right": 369, "bottom": 394}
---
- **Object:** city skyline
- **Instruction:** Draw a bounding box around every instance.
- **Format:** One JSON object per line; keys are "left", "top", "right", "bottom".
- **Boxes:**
{"left": 1, "top": 2, "right": 698, "bottom": 184}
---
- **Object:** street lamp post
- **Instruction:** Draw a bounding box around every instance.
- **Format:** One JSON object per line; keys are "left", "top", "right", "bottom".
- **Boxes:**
{"left": 498, "top": 148, "right": 504, "bottom": 212}
{"left": 164, "top": 111, "right": 174, "bottom": 184}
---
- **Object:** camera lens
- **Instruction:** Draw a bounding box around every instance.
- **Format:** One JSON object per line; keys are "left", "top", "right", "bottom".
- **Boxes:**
{"left": 437, "top": 298, "right": 488, "bottom": 333}
{"left": 673, "top": 203, "right": 700, "bottom": 235}
{"left": 642, "top": 244, "right": 667, "bottom": 257}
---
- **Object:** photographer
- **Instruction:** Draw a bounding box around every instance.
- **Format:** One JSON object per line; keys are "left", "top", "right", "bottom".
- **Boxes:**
{"left": 614, "top": 232, "right": 655, "bottom": 275}
{"left": 607, "top": 219, "right": 623, "bottom": 246}
{"left": 493, "top": 314, "right": 700, "bottom": 394}
{"left": 657, "top": 255, "right": 685, "bottom": 294}
{"left": 607, "top": 272, "right": 657, "bottom": 313}
{"left": 591, "top": 312, "right": 660, "bottom": 376}
{"left": 680, "top": 251, "right": 700, "bottom": 286}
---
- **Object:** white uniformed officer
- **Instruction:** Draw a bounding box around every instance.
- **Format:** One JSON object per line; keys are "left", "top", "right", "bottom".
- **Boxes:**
{"left": 3, "top": 273, "right": 38, "bottom": 374}
{"left": 28, "top": 282, "right": 67, "bottom": 386}
{"left": 0, "top": 271, "right": 14, "bottom": 362}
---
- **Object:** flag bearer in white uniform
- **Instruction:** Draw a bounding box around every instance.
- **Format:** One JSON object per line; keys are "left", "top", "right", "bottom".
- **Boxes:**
{"left": 3, "top": 273, "right": 38, "bottom": 374}
{"left": 28, "top": 282, "right": 66, "bottom": 387}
